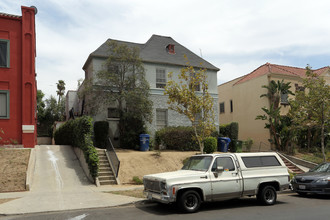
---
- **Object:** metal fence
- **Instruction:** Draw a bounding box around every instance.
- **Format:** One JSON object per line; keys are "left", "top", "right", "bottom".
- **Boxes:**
{"left": 105, "top": 138, "right": 120, "bottom": 178}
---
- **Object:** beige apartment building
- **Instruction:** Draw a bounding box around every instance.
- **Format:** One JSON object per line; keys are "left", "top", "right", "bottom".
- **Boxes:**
{"left": 218, "top": 63, "right": 330, "bottom": 151}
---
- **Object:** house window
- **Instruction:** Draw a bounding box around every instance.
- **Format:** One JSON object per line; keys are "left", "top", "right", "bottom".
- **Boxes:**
{"left": 156, "top": 109, "right": 167, "bottom": 129}
{"left": 156, "top": 68, "right": 166, "bottom": 88}
{"left": 219, "top": 102, "right": 225, "bottom": 114}
{"left": 166, "top": 44, "right": 175, "bottom": 54}
{"left": 0, "top": 90, "right": 9, "bottom": 119}
{"left": 230, "top": 100, "right": 233, "bottom": 113}
{"left": 107, "top": 108, "right": 120, "bottom": 118}
{"left": 192, "top": 112, "right": 202, "bottom": 126}
{"left": 107, "top": 64, "right": 119, "bottom": 74}
{"left": 0, "top": 40, "right": 10, "bottom": 68}
{"left": 281, "top": 93, "right": 289, "bottom": 105}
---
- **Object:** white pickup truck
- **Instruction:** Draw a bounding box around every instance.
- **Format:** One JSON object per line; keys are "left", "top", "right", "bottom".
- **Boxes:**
{"left": 143, "top": 152, "right": 290, "bottom": 213}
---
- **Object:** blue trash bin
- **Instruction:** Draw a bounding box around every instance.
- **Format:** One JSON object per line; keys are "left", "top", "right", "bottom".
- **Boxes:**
{"left": 139, "top": 134, "right": 150, "bottom": 151}
{"left": 217, "top": 137, "right": 231, "bottom": 152}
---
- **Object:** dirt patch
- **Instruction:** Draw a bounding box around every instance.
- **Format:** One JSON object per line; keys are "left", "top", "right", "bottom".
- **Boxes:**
{"left": 109, "top": 189, "right": 145, "bottom": 198}
{"left": 0, "top": 198, "right": 18, "bottom": 205}
{"left": 0, "top": 148, "right": 30, "bottom": 192}
{"left": 116, "top": 150, "right": 199, "bottom": 184}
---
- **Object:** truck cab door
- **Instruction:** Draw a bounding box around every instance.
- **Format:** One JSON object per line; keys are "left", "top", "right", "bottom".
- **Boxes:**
{"left": 209, "top": 156, "right": 242, "bottom": 201}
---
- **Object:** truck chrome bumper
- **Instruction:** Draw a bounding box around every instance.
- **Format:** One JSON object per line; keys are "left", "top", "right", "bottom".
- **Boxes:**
{"left": 144, "top": 191, "right": 175, "bottom": 203}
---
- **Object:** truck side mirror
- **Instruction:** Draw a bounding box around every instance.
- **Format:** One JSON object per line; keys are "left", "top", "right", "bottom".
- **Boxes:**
{"left": 216, "top": 166, "right": 224, "bottom": 173}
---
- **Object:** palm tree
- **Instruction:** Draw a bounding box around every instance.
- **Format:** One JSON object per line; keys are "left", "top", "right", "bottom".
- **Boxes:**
{"left": 257, "top": 80, "right": 294, "bottom": 151}
{"left": 56, "top": 80, "right": 65, "bottom": 103}
{"left": 260, "top": 80, "right": 294, "bottom": 110}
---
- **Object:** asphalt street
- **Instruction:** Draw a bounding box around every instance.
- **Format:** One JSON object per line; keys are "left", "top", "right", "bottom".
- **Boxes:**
{"left": 3, "top": 193, "right": 330, "bottom": 220}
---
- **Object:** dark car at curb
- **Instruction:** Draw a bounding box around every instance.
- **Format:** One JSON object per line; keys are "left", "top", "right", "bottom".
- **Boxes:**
{"left": 291, "top": 162, "right": 330, "bottom": 196}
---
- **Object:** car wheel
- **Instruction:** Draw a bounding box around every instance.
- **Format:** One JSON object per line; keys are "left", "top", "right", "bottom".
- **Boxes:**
{"left": 258, "top": 185, "right": 277, "bottom": 205}
{"left": 178, "top": 190, "right": 201, "bottom": 213}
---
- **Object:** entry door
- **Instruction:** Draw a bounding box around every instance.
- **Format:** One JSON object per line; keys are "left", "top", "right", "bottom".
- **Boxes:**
{"left": 209, "top": 156, "right": 242, "bottom": 201}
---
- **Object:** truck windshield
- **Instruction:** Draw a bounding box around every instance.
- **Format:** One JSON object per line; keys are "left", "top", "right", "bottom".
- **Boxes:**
{"left": 182, "top": 156, "right": 213, "bottom": 171}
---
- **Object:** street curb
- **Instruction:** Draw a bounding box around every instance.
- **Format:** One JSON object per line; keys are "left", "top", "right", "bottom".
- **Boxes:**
{"left": 0, "top": 200, "right": 145, "bottom": 217}
{"left": 25, "top": 148, "right": 36, "bottom": 191}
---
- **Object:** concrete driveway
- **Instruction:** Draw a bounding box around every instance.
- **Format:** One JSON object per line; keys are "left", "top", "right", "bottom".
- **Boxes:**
{"left": 0, "top": 145, "right": 142, "bottom": 215}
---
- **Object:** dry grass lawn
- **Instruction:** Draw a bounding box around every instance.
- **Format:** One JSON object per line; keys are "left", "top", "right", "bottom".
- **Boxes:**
{"left": 0, "top": 148, "right": 30, "bottom": 193}
{"left": 116, "top": 149, "right": 200, "bottom": 184}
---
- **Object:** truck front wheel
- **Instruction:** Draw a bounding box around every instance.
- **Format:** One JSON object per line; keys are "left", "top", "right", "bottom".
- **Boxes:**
{"left": 257, "top": 185, "right": 277, "bottom": 205}
{"left": 178, "top": 190, "right": 201, "bottom": 213}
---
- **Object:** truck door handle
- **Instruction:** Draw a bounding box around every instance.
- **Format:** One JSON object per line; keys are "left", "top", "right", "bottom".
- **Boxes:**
{"left": 200, "top": 176, "right": 208, "bottom": 179}
{"left": 232, "top": 173, "right": 238, "bottom": 176}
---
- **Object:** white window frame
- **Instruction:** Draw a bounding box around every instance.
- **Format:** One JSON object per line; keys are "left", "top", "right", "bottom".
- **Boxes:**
{"left": 0, "top": 90, "right": 10, "bottom": 119}
{"left": 156, "top": 68, "right": 166, "bottom": 89}
{"left": 156, "top": 109, "right": 168, "bottom": 130}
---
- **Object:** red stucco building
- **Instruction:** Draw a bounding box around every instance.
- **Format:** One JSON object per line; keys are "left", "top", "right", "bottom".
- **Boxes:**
{"left": 0, "top": 6, "right": 37, "bottom": 148}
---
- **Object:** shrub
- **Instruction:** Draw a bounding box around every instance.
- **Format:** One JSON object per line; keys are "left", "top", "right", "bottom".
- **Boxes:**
{"left": 244, "top": 138, "right": 253, "bottom": 152}
{"left": 219, "top": 124, "right": 231, "bottom": 137}
{"left": 54, "top": 116, "right": 99, "bottom": 179}
{"left": 120, "top": 114, "right": 147, "bottom": 149}
{"left": 132, "top": 176, "right": 143, "bottom": 185}
{"left": 219, "top": 122, "right": 239, "bottom": 152}
{"left": 155, "top": 126, "right": 199, "bottom": 151}
{"left": 94, "top": 121, "right": 109, "bottom": 149}
{"left": 230, "top": 122, "right": 239, "bottom": 140}
{"left": 204, "top": 137, "right": 217, "bottom": 154}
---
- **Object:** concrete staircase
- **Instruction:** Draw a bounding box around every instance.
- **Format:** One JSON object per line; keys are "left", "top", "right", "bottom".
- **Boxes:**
{"left": 280, "top": 155, "right": 305, "bottom": 174}
{"left": 97, "top": 149, "right": 116, "bottom": 185}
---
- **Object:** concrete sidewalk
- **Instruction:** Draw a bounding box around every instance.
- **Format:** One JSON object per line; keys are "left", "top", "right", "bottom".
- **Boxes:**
{"left": 0, "top": 145, "right": 144, "bottom": 216}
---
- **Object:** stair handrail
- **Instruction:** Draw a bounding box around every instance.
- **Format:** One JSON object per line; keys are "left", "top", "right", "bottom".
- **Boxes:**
{"left": 277, "top": 152, "right": 305, "bottom": 173}
{"left": 105, "top": 138, "right": 120, "bottom": 178}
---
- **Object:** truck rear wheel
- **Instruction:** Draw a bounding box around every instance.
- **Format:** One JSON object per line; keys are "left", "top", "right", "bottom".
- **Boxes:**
{"left": 178, "top": 190, "right": 201, "bottom": 213}
{"left": 257, "top": 185, "right": 277, "bottom": 205}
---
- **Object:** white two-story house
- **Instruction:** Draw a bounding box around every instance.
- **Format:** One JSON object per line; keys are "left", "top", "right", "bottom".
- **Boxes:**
{"left": 69, "top": 35, "right": 219, "bottom": 146}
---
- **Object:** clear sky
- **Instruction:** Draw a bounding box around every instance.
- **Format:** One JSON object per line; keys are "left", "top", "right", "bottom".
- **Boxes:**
{"left": 2, "top": 0, "right": 330, "bottom": 99}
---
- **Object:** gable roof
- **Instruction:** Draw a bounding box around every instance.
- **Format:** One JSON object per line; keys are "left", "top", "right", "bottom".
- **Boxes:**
{"left": 234, "top": 63, "right": 329, "bottom": 85}
{"left": 83, "top": 34, "right": 219, "bottom": 71}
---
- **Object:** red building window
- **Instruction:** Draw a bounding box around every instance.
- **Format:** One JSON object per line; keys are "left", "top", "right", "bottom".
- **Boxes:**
{"left": 0, "top": 90, "right": 10, "bottom": 119}
{"left": 0, "top": 40, "right": 10, "bottom": 68}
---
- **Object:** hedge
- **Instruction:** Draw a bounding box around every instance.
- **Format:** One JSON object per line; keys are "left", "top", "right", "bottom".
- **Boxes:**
{"left": 219, "top": 122, "right": 239, "bottom": 152}
{"left": 54, "top": 116, "right": 99, "bottom": 178}
{"left": 94, "top": 121, "right": 109, "bottom": 149}
{"left": 120, "top": 114, "right": 147, "bottom": 149}
{"left": 204, "top": 137, "right": 217, "bottom": 154}
{"left": 155, "top": 126, "right": 199, "bottom": 151}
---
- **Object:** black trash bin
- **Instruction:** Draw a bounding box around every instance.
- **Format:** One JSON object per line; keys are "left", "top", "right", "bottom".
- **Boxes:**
{"left": 217, "top": 137, "right": 231, "bottom": 152}
{"left": 139, "top": 134, "right": 150, "bottom": 151}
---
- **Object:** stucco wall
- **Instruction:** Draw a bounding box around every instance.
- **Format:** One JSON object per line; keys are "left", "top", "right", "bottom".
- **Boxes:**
{"left": 233, "top": 74, "right": 270, "bottom": 150}
{"left": 145, "top": 62, "right": 218, "bottom": 94}
{"left": 146, "top": 93, "right": 218, "bottom": 137}
{"left": 217, "top": 77, "right": 243, "bottom": 125}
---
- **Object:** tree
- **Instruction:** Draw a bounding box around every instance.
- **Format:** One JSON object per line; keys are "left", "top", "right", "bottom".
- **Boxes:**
{"left": 37, "top": 90, "right": 46, "bottom": 121}
{"left": 256, "top": 80, "right": 294, "bottom": 151}
{"left": 164, "top": 57, "right": 216, "bottom": 154}
{"left": 289, "top": 66, "right": 330, "bottom": 162}
{"left": 56, "top": 80, "right": 65, "bottom": 103}
{"left": 81, "top": 40, "right": 152, "bottom": 148}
